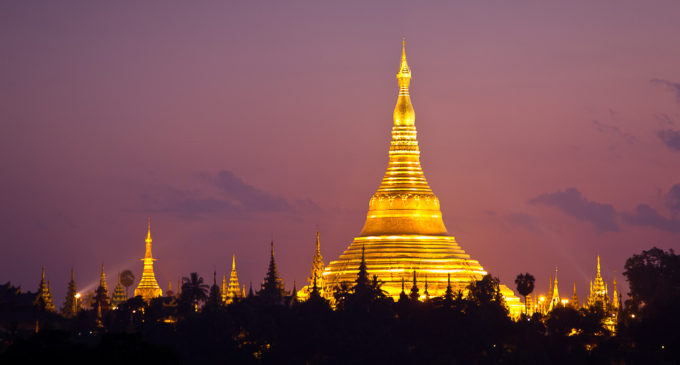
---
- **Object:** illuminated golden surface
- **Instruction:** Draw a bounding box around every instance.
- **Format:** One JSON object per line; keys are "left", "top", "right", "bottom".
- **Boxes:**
{"left": 223, "top": 254, "right": 242, "bottom": 303}
{"left": 320, "top": 41, "right": 521, "bottom": 315}
{"left": 134, "top": 219, "right": 163, "bottom": 301}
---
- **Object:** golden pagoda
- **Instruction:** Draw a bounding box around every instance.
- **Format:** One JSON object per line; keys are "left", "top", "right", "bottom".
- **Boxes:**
{"left": 111, "top": 273, "right": 127, "bottom": 307}
{"left": 35, "top": 266, "right": 56, "bottom": 312}
{"left": 548, "top": 269, "right": 560, "bottom": 311}
{"left": 588, "top": 256, "right": 607, "bottom": 309}
{"left": 571, "top": 283, "right": 580, "bottom": 309}
{"left": 99, "top": 263, "right": 109, "bottom": 294}
{"left": 134, "top": 219, "right": 163, "bottom": 301}
{"left": 299, "top": 232, "right": 326, "bottom": 300}
{"left": 224, "top": 255, "right": 241, "bottom": 304}
{"left": 320, "top": 41, "right": 521, "bottom": 315}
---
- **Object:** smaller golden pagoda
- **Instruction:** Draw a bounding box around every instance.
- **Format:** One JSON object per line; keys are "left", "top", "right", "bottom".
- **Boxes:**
{"left": 571, "top": 283, "right": 580, "bottom": 309}
{"left": 35, "top": 266, "right": 55, "bottom": 312}
{"left": 299, "top": 232, "right": 326, "bottom": 300}
{"left": 111, "top": 273, "right": 126, "bottom": 307}
{"left": 548, "top": 269, "right": 560, "bottom": 311}
{"left": 99, "top": 264, "right": 110, "bottom": 295}
{"left": 224, "top": 255, "right": 241, "bottom": 303}
{"left": 588, "top": 256, "right": 607, "bottom": 309}
{"left": 134, "top": 219, "right": 163, "bottom": 301}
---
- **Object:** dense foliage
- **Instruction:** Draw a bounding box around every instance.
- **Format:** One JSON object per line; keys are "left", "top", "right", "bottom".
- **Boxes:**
{"left": 0, "top": 247, "right": 678, "bottom": 364}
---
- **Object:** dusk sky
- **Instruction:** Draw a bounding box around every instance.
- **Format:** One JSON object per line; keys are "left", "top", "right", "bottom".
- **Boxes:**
{"left": 2, "top": 1, "right": 680, "bottom": 305}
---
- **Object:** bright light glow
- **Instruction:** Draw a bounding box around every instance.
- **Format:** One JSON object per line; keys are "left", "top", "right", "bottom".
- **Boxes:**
{"left": 309, "top": 42, "right": 523, "bottom": 318}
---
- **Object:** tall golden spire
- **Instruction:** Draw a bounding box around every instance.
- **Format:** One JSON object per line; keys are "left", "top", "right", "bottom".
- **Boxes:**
{"left": 362, "top": 39, "right": 443, "bottom": 236}
{"left": 549, "top": 267, "right": 560, "bottom": 311}
{"left": 225, "top": 254, "right": 241, "bottom": 304}
{"left": 319, "top": 41, "right": 522, "bottom": 316}
{"left": 394, "top": 38, "right": 414, "bottom": 127}
{"left": 99, "top": 263, "right": 108, "bottom": 292}
{"left": 589, "top": 255, "right": 606, "bottom": 309}
{"left": 134, "top": 218, "right": 163, "bottom": 301}
{"left": 36, "top": 266, "right": 55, "bottom": 312}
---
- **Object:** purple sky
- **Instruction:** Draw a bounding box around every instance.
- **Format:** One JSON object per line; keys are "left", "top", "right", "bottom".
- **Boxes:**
{"left": 2, "top": 1, "right": 680, "bottom": 305}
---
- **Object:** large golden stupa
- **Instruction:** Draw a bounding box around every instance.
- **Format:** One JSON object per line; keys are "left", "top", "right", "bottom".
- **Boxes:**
{"left": 322, "top": 41, "right": 521, "bottom": 314}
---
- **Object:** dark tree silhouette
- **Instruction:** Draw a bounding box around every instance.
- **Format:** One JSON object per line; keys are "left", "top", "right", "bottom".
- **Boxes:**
{"left": 623, "top": 247, "right": 680, "bottom": 310}
{"left": 120, "top": 270, "right": 135, "bottom": 298}
{"left": 180, "top": 272, "right": 208, "bottom": 311}
{"left": 205, "top": 271, "right": 222, "bottom": 312}
{"left": 258, "top": 241, "right": 286, "bottom": 304}
{"left": 467, "top": 274, "right": 504, "bottom": 307}
{"left": 515, "top": 272, "right": 535, "bottom": 315}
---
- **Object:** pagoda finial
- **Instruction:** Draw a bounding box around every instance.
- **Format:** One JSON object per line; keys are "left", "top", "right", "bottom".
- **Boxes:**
{"left": 597, "top": 255, "right": 601, "bottom": 274}
{"left": 146, "top": 217, "right": 152, "bottom": 243}
{"left": 394, "top": 38, "right": 414, "bottom": 126}
{"left": 232, "top": 254, "right": 236, "bottom": 270}
{"left": 41, "top": 265, "right": 45, "bottom": 280}
{"left": 398, "top": 38, "right": 410, "bottom": 79}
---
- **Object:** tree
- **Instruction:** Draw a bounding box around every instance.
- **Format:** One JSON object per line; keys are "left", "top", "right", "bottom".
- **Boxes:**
{"left": 622, "top": 247, "right": 680, "bottom": 359}
{"left": 623, "top": 247, "right": 680, "bottom": 311}
{"left": 258, "top": 241, "right": 286, "bottom": 304}
{"left": 180, "top": 272, "right": 209, "bottom": 311}
{"left": 515, "top": 273, "right": 535, "bottom": 315}
{"left": 120, "top": 270, "right": 135, "bottom": 298}
{"left": 467, "top": 274, "right": 504, "bottom": 307}
{"left": 205, "top": 271, "right": 222, "bottom": 312}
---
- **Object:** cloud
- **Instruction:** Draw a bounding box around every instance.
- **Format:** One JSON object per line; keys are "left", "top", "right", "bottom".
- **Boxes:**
{"left": 504, "top": 213, "right": 541, "bottom": 233}
{"left": 141, "top": 170, "right": 315, "bottom": 219}
{"left": 654, "top": 113, "right": 676, "bottom": 126}
{"left": 591, "top": 120, "right": 636, "bottom": 144}
{"left": 665, "top": 184, "right": 680, "bottom": 217}
{"left": 651, "top": 78, "right": 680, "bottom": 102}
{"left": 622, "top": 204, "right": 680, "bottom": 233}
{"left": 203, "top": 170, "right": 291, "bottom": 212}
{"left": 658, "top": 129, "right": 680, "bottom": 151}
{"left": 528, "top": 188, "right": 619, "bottom": 232}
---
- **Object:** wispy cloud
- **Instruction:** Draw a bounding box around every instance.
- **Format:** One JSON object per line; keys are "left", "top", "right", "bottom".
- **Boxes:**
{"left": 528, "top": 188, "right": 619, "bottom": 232}
{"left": 652, "top": 78, "right": 680, "bottom": 102}
{"left": 591, "top": 120, "right": 636, "bottom": 144}
{"left": 658, "top": 129, "right": 680, "bottom": 151}
{"left": 504, "top": 213, "right": 541, "bottom": 233}
{"left": 665, "top": 184, "right": 680, "bottom": 217}
{"left": 622, "top": 204, "right": 680, "bottom": 233}
{"left": 141, "top": 170, "right": 319, "bottom": 219}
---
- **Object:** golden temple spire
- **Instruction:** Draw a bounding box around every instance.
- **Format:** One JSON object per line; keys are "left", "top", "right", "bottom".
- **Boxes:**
{"left": 319, "top": 41, "right": 523, "bottom": 317}
{"left": 597, "top": 255, "right": 601, "bottom": 275}
{"left": 100, "top": 263, "right": 108, "bottom": 292}
{"left": 225, "top": 254, "right": 241, "bottom": 303}
{"left": 146, "top": 217, "right": 152, "bottom": 242}
{"left": 394, "top": 38, "right": 414, "bottom": 127}
{"left": 134, "top": 218, "right": 163, "bottom": 301}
